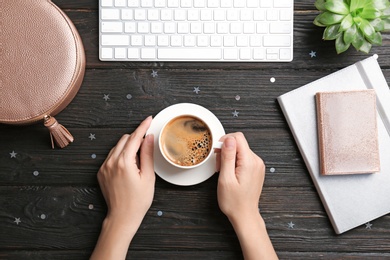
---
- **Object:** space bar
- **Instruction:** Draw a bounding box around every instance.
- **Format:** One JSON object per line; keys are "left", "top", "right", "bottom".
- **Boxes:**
{"left": 158, "top": 48, "right": 222, "bottom": 60}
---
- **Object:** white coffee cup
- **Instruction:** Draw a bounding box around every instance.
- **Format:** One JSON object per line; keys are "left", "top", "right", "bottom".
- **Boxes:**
{"left": 159, "top": 114, "right": 223, "bottom": 169}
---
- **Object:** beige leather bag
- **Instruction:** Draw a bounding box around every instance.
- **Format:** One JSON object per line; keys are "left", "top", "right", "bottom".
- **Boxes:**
{"left": 0, "top": 0, "right": 86, "bottom": 148}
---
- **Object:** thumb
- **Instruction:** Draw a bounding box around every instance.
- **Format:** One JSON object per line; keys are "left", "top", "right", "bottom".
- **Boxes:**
{"left": 140, "top": 134, "right": 155, "bottom": 179}
{"left": 219, "top": 136, "right": 237, "bottom": 182}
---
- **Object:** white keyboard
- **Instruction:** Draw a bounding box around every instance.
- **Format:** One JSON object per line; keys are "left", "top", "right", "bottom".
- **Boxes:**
{"left": 99, "top": 0, "right": 294, "bottom": 62}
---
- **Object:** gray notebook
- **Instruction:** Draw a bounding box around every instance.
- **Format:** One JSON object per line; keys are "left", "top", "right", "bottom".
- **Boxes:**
{"left": 277, "top": 55, "right": 390, "bottom": 234}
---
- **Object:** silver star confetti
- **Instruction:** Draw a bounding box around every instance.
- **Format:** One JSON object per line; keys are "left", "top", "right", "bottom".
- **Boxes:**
{"left": 89, "top": 133, "right": 96, "bottom": 141}
{"left": 235, "top": 95, "right": 241, "bottom": 101}
{"left": 270, "top": 167, "right": 276, "bottom": 173}
{"left": 14, "top": 217, "right": 21, "bottom": 225}
{"left": 232, "top": 110, "right": 239, "bottom": 117}
{"left": 309, "top": 50, "right": 317, "bottom": 58}
{"left": 193, "top": 87, "right": 200, "bottom": 94}
{"left": 151, "top": 70, "right": 158, "bottom": 78}
{"left": 10, "top": 151, "right": 17, "bottom": 158}
{"left": 287, "top": 221, "right": 295, "bottom": 229}
{"left": 103, "top": 94, "right": 110, "bottom": 101}
{"left": 365, "top": 222, "right": 373, "bottom": 229}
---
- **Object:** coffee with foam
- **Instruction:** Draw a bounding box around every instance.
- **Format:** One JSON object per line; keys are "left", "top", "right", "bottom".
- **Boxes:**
{"left": 160, "top": 115, "right": 212, "bottom": 167}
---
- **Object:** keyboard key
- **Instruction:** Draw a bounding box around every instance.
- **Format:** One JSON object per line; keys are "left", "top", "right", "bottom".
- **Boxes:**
{"left": 131, "top": 35, "right": 143, "bottom": 46}
{"left": 121, "top": 9, "right": 133, "bottom": 20}
{"left": 224, "top": 49, "right": 238, "bottom": 60}
{"left": 171, "top": 35, "right": 182, "bottom": 46}
{"left": 148, "top": 9, "right": 159, "bottom": 20}
{"left": 279, "top": 48, "right": 292, "bottom": 60}
{"left": 253, "top": 48, "right": 265, "bottom": 60}
{"left": 168, "top": 0, "right": 179, "bottom": 7}
{"left": 197, "top": 35, "right": 209, "bottom": 46}
{"left": 144, "top": 35, "right": 156, "bottom": 46}
{"left": 207, "top": 0, "right": 219, "bottom": 8}
{"left": 280, "top": 9, "right": 292, "bottom": 21}
{"left": 115, "top": 0, "right": 126, "bottom": 6}
{"left": 141, "top": 0, "right": 153, "bottom": 7}
{"left": 274, "top": 0, "right": 293, "bottom": 8}
{"left": 141, "top": 48, "right": 156, "bottom": 59}
{"left": 101, "top": 22, "right": 123, "bottom": 33}
{"left": 194, "top": 0, "right": 206, "bottom": 7}
{"left": 125, "top": 22, "right": 136, "bottom": 33}
{"left": 154, "top": 0, "right": 166, "bottom": 7}
{"left": 270, "top": 22, "right": 291, "bottom": 34}
{"left": 151, "top": 22, "right": 163, "bottom": 33}
{"left": 115, "top": 48, "right": 126, "bottom": 58}
{"left": 181, "top": 0, "right": 192, "bottom": 7}
{"left": 101, "top": 9, "right": 120, "bottom": 20}
{"left": 128, "top": 0, "right": 139, "bottom": 7}
{"left": 200, "top": 10, "right": 212, "bottom": 21}
{"left": 184, "top": 35, "right": 196, "bottom": 46}
{"left": 210, "top": 35, "right": 222, "bottom": 46}
{"left": 220, "top": 0, "right": 232, "bottom": 7}
{"left": 137, "top": 22, "right": 149, "bottom": 33}
{"left": 101, "top": 0, "right": 113, "bottom": 7}
{"left": 263, "top": 35, "right": 291, "bottom": 47}
{"left": 204, "top": 22, "right": 215, "bottom": 33}
{"left": 128, "top": 48, "right": 139, "bottom": 59}
{"left": 240, "top": 48, "right": 251, "bottom": 60}
{"left": 158, "top": 35, "right": 169, "bottom": 46}
{"left": 158, "top": 48, "right": 222, "bottom": 60}
{"left": 233, "top": 0, "right": 245, "bottom": 8}
{"left": 134, "top": 9, "right": 146, "bottom": 20}
{"left": 102, "top": 35, "right": 129, "bottom": 45}
{"left": 101, "top": 47, "right": 113, "bottom": 58}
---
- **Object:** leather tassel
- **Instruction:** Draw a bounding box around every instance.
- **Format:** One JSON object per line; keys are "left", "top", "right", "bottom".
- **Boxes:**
{"left": 43, "top": 115, "right": 74, "bottom": 149}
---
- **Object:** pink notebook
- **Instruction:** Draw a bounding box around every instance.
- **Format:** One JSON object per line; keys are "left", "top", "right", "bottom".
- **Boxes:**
{"left": 315, "top": 90, "right": 380, "bottom": 175}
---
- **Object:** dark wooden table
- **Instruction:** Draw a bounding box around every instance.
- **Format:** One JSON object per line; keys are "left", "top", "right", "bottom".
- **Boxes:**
{"left": 2, "top": 1, "right": 390, "bottom": 259}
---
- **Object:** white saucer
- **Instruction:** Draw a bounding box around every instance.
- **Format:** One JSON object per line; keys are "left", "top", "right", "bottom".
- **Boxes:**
{"left": 146, "top": 103, "right": 225, "bottom": 186}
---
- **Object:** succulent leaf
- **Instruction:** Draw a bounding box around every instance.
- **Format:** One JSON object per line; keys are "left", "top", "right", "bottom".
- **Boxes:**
{"left": 324, "top": 24, "right": 342, "bottom": 40}
{"left": 370, "top": 0, "right": 390, "bottom": 9}
{"left": 314, "top": 14, "right": 327, "bottom": 27}
{"left": 340, "top": 14, "right": 354, "bottom": 31}
{"left": 360, "top": 7, "right": 381, "bottom": 19}
{"left": 383, "top": 18, "right": 390, "bottom": 29}
{"left": 336, "top": 35, "right": 351, "bottom": 53}
{"left": 352, "top": 28, "right": 365, "bottom": 49}
{"left": 350, "top": 0, "right": 370, "bottom": 12}
{"left": 368, "top": 31, "right": 383, "bottom": 44}
{"left": 325, "top": 0, "right": 350, "bottom": 14}
{"left": 344, "top": 24, "right": 358, "bottom": 43}
{"left": 315, "top": 0, "right": 327, "bottom": 11}
{"left": 318, "top": 12, "right": 346, "bottom": 25}
{"left": 370, "top": 18, "right": 385, "bottom": 30}
{"left": 358, "top": 38, "right": 372, "bottom": 53}
{"left": 358, "top": 18, "right": 376, "bottom": 38}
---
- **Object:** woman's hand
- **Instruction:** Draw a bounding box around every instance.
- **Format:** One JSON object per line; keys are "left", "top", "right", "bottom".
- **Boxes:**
{"left": 216, "top": 132, "right": 265, "bottom": 224}
{"left": 91, "top": 116, "right": 155, "bottom": 260}
{"left": 216, "top": 132, "right": 278, "bottom": 260}
{"left": 97, "top": 116, "right": 155, "bottom": 226}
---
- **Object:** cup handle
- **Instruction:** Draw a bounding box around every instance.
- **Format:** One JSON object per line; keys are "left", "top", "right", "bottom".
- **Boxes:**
{"left": 214, "top": 141, "right": 223, "bottom": 149}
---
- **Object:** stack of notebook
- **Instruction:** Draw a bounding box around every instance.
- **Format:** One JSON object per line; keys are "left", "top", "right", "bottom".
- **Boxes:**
{"left": 278, "top": 55, "right": 390, "bottom": 234}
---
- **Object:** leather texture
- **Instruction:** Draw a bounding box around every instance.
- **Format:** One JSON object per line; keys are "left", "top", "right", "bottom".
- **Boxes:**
{"left": 0, "top": 0, "right": 86, "bottom": 124}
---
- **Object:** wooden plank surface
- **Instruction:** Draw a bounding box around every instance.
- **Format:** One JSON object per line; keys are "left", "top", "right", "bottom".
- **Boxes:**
{"left": 1, "top": 0, "right": 390, "bottom": 259}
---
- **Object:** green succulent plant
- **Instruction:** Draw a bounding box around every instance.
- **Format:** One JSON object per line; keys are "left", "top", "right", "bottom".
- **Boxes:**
{"left": 314, "top": 0, "right": 390, "bottom": 54}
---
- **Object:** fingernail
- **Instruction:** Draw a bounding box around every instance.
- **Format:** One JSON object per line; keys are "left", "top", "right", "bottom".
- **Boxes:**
{"left": 146, "top": 134, "right": 154, "bottom": 143}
